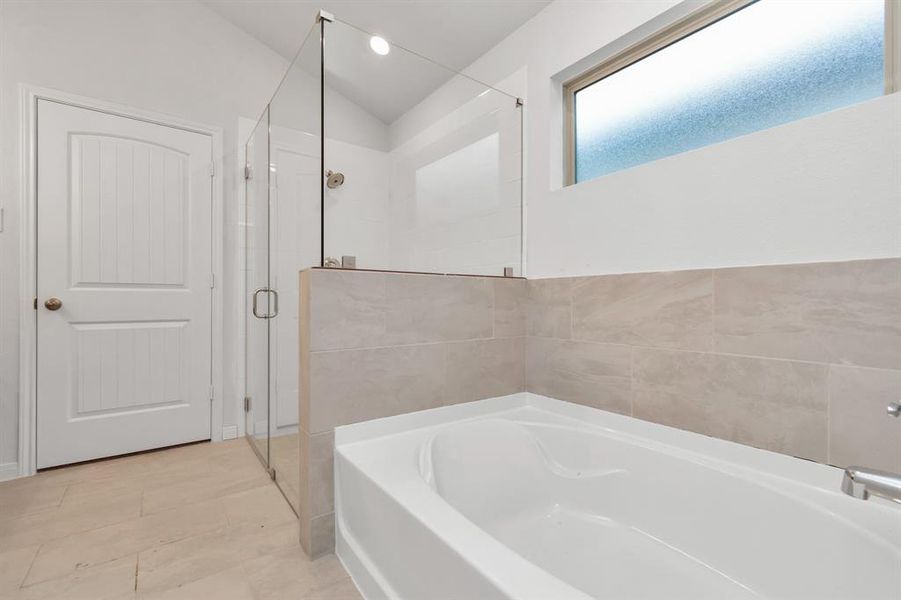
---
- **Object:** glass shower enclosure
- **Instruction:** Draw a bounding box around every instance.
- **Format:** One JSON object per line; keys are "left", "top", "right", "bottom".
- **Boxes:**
{"left": 243, "top": 12, "right": 523, "bottom": 516}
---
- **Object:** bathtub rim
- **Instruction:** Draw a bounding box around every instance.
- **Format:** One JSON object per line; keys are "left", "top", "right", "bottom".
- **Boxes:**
{"left": 334, "top": 393, "right": 900, "bottom": 599}
{"left": 336, "top": 392, "right": 847, "bottom": 492}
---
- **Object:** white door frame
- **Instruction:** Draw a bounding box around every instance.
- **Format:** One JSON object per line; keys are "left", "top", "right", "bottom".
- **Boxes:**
{"left": 18, "top": 84, "right": 224, "bottom": 477}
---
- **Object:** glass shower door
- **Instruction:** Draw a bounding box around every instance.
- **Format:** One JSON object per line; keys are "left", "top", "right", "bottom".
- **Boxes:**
{"left": 266, "top": 23, "right": 322, "bottom": 515}
{"left": 242, "top": 22, "right": 321, "bottom": 513}
{"left": 244, "top": 108, "right": 272, "bottom": 470}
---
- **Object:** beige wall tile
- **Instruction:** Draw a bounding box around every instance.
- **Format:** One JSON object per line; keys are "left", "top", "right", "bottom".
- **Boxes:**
{"left": 445, "top": 337, "right": 525, "bottom": 404}
{"left": 309, "top": 344, "right": 446, "bottom": 433}
{"left": 310, "top": 270, "right": 386, "bottom": 351}
{"left": 715, "top": 259, "right": 901, "bottom": 369}
{"left": 526, "top": 278, "right": 572, "bottom": 339}
{"left": 526, "top": 337, "right": 631, "bottom": 414}
{"left": 493, "top": 278, "right": 526, "bottom": 337}
{"left": 633, "top": 348, "right": 828, "bottom": 461}
{"left": 307, "top": 431, "right": 334, "bottom": 518}
{"left": 383, "top": 273, "right": 493, "bottom": 344}
{"left": 572, "top": 270, "right": 713, "bottom": 351}
{"left": 829, "top": 365, "right": 901, "bottom": 472}
{"left": 300, "top": 270, "right": 312, "bottom": 433}
{"left": 309, "top": 513, "right": 335, "bottom": 560}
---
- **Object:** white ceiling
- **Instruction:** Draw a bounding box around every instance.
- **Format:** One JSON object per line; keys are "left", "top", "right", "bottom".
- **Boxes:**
{"left": 202, "top": 0, "right": 550, "bottom": 123}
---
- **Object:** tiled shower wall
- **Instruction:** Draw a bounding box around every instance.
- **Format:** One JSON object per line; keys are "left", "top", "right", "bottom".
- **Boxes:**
{"left": 526, "top": 258, "right": 901, "bottom": 472}
{"left": 299, "top": 268, "right": 526, "bottom": 557}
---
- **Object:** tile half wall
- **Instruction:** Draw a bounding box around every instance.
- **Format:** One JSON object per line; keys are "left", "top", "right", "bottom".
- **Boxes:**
{"left": 299, "top": 269, "right": 525, "bottom": 557}
{"left": 526, "top": 258, "right": 901, "bottom": 471}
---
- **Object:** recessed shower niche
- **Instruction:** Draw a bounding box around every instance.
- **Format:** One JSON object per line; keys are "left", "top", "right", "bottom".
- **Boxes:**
{"left": 242, "top": 12, "right": 523, "bottom": 515}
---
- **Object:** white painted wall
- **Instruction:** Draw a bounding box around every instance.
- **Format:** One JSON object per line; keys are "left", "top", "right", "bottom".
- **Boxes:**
{"left": 390, "top": 0, "right": 901, "bottom": 278}
{"left": 531, "top": 94, "right": 901, "bottom": 277}
{"left": 0, "top": 0, "right": 290, "bottom": 469}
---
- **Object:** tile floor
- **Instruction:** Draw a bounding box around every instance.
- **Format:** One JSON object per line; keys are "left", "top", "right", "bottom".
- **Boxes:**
{"left": 0, "top": 440, "right": 361, "bottom": 600}
{"left": 267, "top": 434, "right": 300, "bottom": 515}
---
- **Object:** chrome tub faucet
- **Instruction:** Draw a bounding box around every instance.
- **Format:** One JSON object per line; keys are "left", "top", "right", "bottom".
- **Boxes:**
{"left": 841, "top": 400, "right": 901, "bottom": 503}
{"left": 842, "top": 467, "right": 901, "bottom": 504}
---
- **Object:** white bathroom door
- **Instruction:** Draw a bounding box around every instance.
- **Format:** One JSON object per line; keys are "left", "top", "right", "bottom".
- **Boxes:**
{"left": 36, "top": 100, "right": 214, "bottom": 469}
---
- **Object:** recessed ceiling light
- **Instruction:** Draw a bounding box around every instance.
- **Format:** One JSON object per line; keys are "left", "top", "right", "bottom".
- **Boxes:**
{"left": 369, "top": 35, "right": 390, "bottom": 56}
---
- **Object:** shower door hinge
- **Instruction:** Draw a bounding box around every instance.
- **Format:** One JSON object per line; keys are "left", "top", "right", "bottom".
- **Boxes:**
{"left": 209, "top": 162, "right": 216, "bottom": 177}
{"left": 209, "top": 272, "right": 215, "bottom": 289}
{"left": 209, "top": 385, "right": 214, "bottom": 402}
{"left": 244, "top": 164, "right": 253, "bottom": 180}
{"left": 515, "top": 97, "right": 524, "bottom": 108}
{"left": 244, "top": 396, "right": 252, "bottom": 413}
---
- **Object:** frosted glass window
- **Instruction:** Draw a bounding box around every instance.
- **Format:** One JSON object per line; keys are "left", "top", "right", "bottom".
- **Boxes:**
{"left": 573, "top": 0, "right": 885, "bottom": 183}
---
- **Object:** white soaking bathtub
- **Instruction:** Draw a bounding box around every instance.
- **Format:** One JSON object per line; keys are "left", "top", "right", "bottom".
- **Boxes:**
{"left": 334, "top": 393, "right": 901, "bottom": 600}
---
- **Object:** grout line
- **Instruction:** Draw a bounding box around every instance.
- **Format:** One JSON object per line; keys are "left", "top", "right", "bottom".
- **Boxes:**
{"left": 629, "top": 346, "right": 635, "bottom": 418}
{"left": 825, "top": 364, "right": 832, "bottom": 465}
{"left": 491, "top": 280, "right": 497, "bottom": 339}
{"left": 18, "top": 544, "right": 43, "bottom": 591}
{"left": 311, "top": 335, "right": 496, "bottom": 354}
{"left": 710, "top": 269, "right": 717, "bottom": 352}
{"left": 523, "top": 335, "right": 900, "bottom": 372}
{"left": 56, "top": 485, "right": 70, "bottom": 508}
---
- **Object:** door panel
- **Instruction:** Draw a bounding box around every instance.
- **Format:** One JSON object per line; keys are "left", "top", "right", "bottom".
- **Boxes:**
{"left": 70, "top": 135, "right": 187, "bottom": 287}
{"left": 36, "top": 100, "right": 213, "bottom": 469}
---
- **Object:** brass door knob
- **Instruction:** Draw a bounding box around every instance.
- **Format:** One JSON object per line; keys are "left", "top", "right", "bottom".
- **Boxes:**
{"left": 44, "top": 297, "right": 62, "bottom": 311}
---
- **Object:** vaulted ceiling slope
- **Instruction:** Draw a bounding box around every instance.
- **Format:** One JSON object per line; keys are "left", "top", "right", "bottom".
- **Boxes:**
{"left": 201, "top": 0, "right": 549, "bottom": 123}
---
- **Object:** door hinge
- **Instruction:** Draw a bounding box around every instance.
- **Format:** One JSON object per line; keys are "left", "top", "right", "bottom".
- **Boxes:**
{"left": 33, "top": 297, "right": 37, "bottom": 310}
{"left": 209, "top": 272, "right": 215, "bottom": 289}
{"left": 244, "top": 396, "right": 252, "bottom": 413}
{"left": 244, "top": 164, "right": 253, "bottom": 180}
{"left": 209, "top": 385, "right": 214, "bottom": 401}
{"left": 209, "top": 162, "right": 216, "bottom": 177}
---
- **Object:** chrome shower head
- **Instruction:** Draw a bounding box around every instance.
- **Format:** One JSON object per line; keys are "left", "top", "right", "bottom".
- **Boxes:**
{"left": 325, "top": 170, "right": 345, "bottom": 189}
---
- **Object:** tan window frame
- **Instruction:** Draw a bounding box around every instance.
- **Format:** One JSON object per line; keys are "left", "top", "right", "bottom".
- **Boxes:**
{"left": 563, "top": 0, "right": 901, "bottom": 186}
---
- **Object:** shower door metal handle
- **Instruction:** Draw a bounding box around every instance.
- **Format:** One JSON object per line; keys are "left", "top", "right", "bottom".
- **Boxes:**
{"left": 252, "top": 288, "right": 265, "bottom": 319}
{"left": 268, "top": 289, "right": 278, "bottom": 318}
{"left": 252, "top": 287, "right": 278, "bottom": 319}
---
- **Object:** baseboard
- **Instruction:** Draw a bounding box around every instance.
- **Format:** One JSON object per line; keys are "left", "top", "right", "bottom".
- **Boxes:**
{"left": 0, "top": 462, "right": 20, "bottom": 482}
{"left": 221, "top": 425, "right": 238, "bottom": 440}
